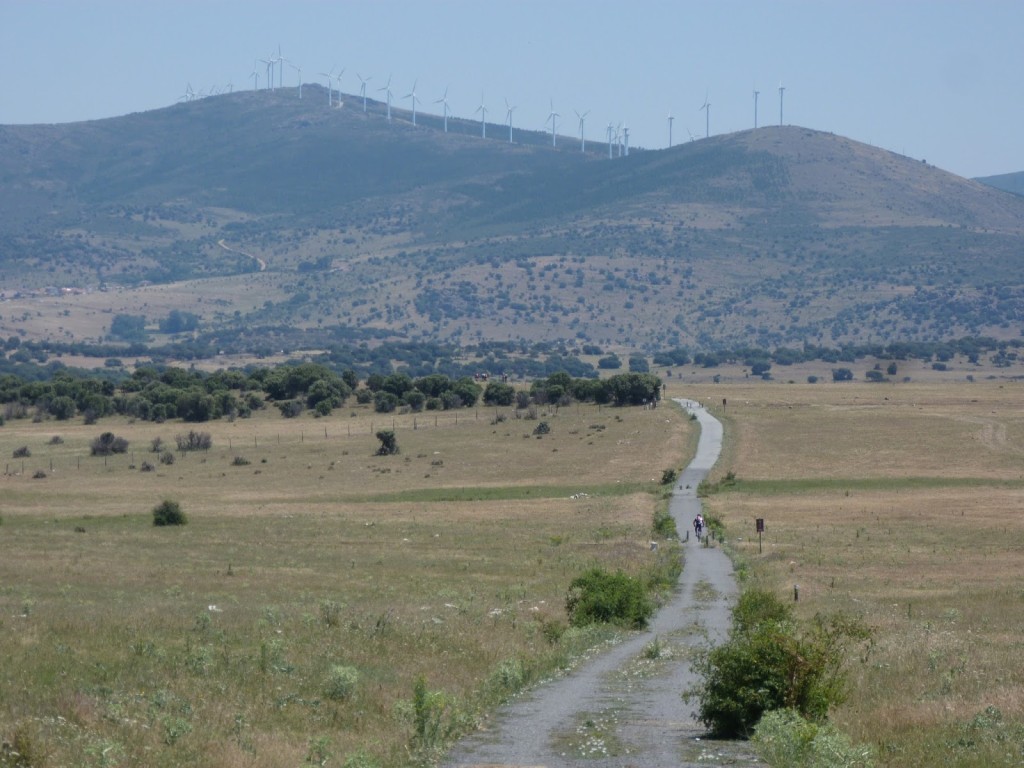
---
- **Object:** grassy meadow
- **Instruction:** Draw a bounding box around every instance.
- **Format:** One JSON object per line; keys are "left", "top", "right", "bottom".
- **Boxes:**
{"left": 678, "top": 379, "right": 1024, "bottom": 767}
{"left": 0, "top": 400, "right": 690, "bottom": 767}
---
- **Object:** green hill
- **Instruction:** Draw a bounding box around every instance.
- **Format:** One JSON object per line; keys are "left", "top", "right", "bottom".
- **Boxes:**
{"left": 3, "top": 85, "right": 1024, "bottom": 354}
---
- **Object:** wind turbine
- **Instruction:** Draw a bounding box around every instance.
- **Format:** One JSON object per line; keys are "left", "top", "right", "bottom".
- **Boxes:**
{"left": 574, "top": 109, "right": 589, "bottom": 152}
{"left": 700, "top": 93, "right": 711, "bottom": 138}
{"left": 505, "top": 98, "right": 516, "bottom": 143}
{"left": 357, "top": 73, "right": 372, "bottom": 112}
{"left": 378, "top": 74, "right": 394, "bottom": 121}
{"left": 435, "top": 87, "right": 450, "bottom": 132}
{"left": 615, "top": 122, "right": 623, "bottom": 157}
{"left": 546, "top": 100, "right": 559, "bottom": 147}
{"left": 404, "top": 79, "right": 420, "bottom": 125}
{"left": 333, "top": 69, "right": 345, "bottom": 106}
{"left": 249, "top": 70, "right": 259, "bottom": 91}
{"left": 319, "top": 69, "right": 335, "bottom": 106}
{"left": 274, "top": 45, "right": 284, "bottom": 89}
{"left": 623, "top": 126, "right": 630, "bottom": 156}
{"left": 288, "top": 61, "right": 303, "bottom": 99}
{"left": 606, "top": 122, "right": 615, "bottom": 158}
{"left": 475, "top": 93, "right": 487, "bottom": 138}
{"left": 753, "top": 88, "right": 760, "bottom": 128}
{"left": 668, "top": 112, "right": 674, "bottom": 147}
{"left": 259, "top": 55, "right": 275, "bottom": 90}
{"left": 778, "top": 82, "right": 786, "bottom": 125}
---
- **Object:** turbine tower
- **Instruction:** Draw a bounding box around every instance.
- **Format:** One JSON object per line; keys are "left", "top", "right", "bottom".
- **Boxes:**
{"left": 753, "top": 88, "right": 759, "bottom": 128}
{"left": 258, "top": 57, "right": 274, "bottom": 90}
{"left": 288, "top": 61, "right": 303, "bottom": 99}
{"left": 505, "top": 98, "right": 516, "bottom": 143}
{"left": 318, "top": 69, "right": 334, "bottom": 106}
{"left": 700, "top": 93, "right": 711, "bottom": 138}
{"left": 623, "top": 126, "right": 630, "bottom": 156}
{"left": 779, "top": 82, "right": 785, "bottom": 125}
{"left": 475, "top": 93, "right": 487, "bottom": 138}
{"left": 404, "top": 79, "right": 420, "bottom": 125}
{"left": 378, "top": 75, "right": 394, "bottom": 121}
{"left": 547, "top": 100, "right": 559, "bottom": 147}
{"left": 333, "top": 69, "right": 345, "bottom": 106}
{"left": 668, "top": 112, "right": 674, "bottom": 147}
{"left": 357, "top": 73, "right": 372, "bottom": 112}
{"left": 249, "top": 69, "right": 259, "bottom": 91}
{"left": 607, "top": 122, "right": 614, "bottom": 159}
{"left": 435, "top": 87, "right": 450, "bottom": 131}
{"left": 574, "top": 109, "right": 589, "bottom": 152}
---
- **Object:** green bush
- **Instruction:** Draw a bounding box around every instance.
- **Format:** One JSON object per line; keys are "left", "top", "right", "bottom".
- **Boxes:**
{"left": 152, "top": 499, "right": 187, "bottom": 526}
{"left": 91, "top": 432, "right": 129, "bottom": 456}
{"left": 753, "top": 709, "right": 875, "bottom": 767}
{"left": 652, "top": 506, "right": 678, "bottom": 538}
{"left": 375, "top": 430, "right": 399, "bottom": 456}
{"left": 324, "top": 665, "right": 360, "bottom": 701}
{"left": 686, "top": 589, "right": 869, "bottom": 737}
{"left": 565, "top": 568, "right": 653, "bottom": 629}
{"left": 660, "top": 467, "right": 678, "bottom": 485}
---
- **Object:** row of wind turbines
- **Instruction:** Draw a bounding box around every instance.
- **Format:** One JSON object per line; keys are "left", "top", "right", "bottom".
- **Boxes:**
{"left": 183, "top": 46, "right": 790, "bottom": 155}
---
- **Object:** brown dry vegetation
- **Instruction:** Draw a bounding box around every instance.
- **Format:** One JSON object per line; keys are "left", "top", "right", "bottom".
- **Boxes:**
{"left": 676, "top": 379, "right": 1024, "bottom": 766}
{"left": 0, "top": 400, "right": 688, "bottom": 767}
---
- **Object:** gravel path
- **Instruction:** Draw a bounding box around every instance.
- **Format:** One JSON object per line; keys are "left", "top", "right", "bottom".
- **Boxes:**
{"left": 443, "top": 399, "right": 746, "bottom": 768}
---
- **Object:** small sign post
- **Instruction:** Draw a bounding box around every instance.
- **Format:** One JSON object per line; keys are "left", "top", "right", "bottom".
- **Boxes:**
{"left": 756, "top": 518, "right": 765, "bottom": 553}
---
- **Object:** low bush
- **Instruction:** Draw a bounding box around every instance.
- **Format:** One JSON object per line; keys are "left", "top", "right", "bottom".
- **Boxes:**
{"left": 152, "top": 499, "right": 187, "bottom": 526}
{"left": 685, "top": 589, "right": 870, "bottom": 738}
{"left": 159, "top": 451, "right": 175, "bottom": 465}
{"left": 324, "top": 665, "right": 360, "bottom": 701}
{"left": 175, "top": 430, "right": 211, "bottom": 452}
{"left": 660, "top": 467, "right": 678, "bottom": 486}
{"left": 91, "top": 432, "right": 129, "bottom": 456}
{"left": 565, "top": 567, "right": 653, "bottom": 629}
{"left": 752, "top": 709, "right": 875, "bottom": 767}
{"left": 12, "top": 445, "right": 30, "bottom": 458}
{"left": 652, "top": 506, "right": 678, "bottom": 538}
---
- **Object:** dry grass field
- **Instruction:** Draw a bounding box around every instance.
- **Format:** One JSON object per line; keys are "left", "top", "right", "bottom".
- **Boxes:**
{"left": 674, "top": 379, "right": 1024, "bottom": 767}
{"left": 0, "top": 400, "right": 689, "bottom": 767}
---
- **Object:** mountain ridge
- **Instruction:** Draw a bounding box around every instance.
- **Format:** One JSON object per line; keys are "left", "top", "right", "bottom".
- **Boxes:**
{"left": 2, "top": 87, "right": 1024, "bottom": 354}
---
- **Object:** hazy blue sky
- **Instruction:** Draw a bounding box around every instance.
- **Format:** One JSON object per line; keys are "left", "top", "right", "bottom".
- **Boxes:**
{"left": 2, "top": 0, "right": 1021, "bottom": 178}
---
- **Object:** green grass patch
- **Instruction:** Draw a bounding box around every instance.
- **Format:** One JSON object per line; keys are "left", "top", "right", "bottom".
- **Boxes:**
{"left": 349, "top": 481, "right": 655, "bottom": 503}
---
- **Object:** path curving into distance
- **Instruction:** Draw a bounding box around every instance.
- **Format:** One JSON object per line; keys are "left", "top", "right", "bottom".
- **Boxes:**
{"left": 443, "top": 398, "right": 739, "bottom": 768}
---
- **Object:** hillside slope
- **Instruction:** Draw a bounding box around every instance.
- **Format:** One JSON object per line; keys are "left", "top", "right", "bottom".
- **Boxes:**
{"left": 2, "top": 87, "right": 1024, "bottom": 353}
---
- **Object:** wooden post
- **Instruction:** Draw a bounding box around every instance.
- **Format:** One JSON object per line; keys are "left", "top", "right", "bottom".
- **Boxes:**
{"left": 793, "top": 584, "right": 800, "bottom": 602}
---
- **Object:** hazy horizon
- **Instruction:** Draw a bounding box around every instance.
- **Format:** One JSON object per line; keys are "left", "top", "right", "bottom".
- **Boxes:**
{"left": 2, "top": 0, "right": 1021, "bottom": 179}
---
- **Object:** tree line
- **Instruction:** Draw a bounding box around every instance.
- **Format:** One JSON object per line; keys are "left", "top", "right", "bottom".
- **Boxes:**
{"left": 0, "top": 364, "right": 662, "bottom": 426}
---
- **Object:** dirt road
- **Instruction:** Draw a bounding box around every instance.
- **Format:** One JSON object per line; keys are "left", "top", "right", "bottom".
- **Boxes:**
{"left": 443, "top": 399, "right": 744, "bottom": 767}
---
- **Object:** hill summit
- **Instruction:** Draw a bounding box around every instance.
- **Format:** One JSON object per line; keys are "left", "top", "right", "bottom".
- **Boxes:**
{"left": 2, "top": 86, "right": 1024, "bottom": 353}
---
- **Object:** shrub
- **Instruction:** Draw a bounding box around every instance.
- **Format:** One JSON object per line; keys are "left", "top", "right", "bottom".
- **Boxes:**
{"left": 175, "top": 430, "right": 211, "bottom": 452}
{"left": 12, "top": 445, "right": 30, "bottom": 458}
{"left": 752, "top": 709, "right": 876, "bottom": 768}
{"left": 532, "top": 421, "right": 550, "bottom": 436}
{"left": 91, "top": 432, "right": 129, "bottom": 456}
{"left": 565, "top": 568, "right": 653, "bottom": 629}
{"left": 159, "top": 451, "right": 175, "bottom": 465}
{"left": 48, "top": 435, "right": 64, "bottom": 445}
{"left": 139, "top": 461, "right": 155, "bottom": 472}
{"left": 277, "top": 400, "right": 304, "bottom": 418}
{"left": 685, "top": 589, "right": 870, "bottom": 738}
{"left": 375, "top": 430, "right": 399, "bottom": 456}
{"left": 660, "top": 468, "right": 678, "bottom": 485}
{"left": 324, "top": 665, "right": 360, "bottom": 701}
{"left": 152, "top": 499, "right": 187, "bottom": 526}
{"left": 150, "top": 436, "right": 164, "bottom": 453}
{"left": 653, "top": 506, "right": 678, "bottom": 538}
{"left": 32, "top": 470, "right": 46, "bottom": 479}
